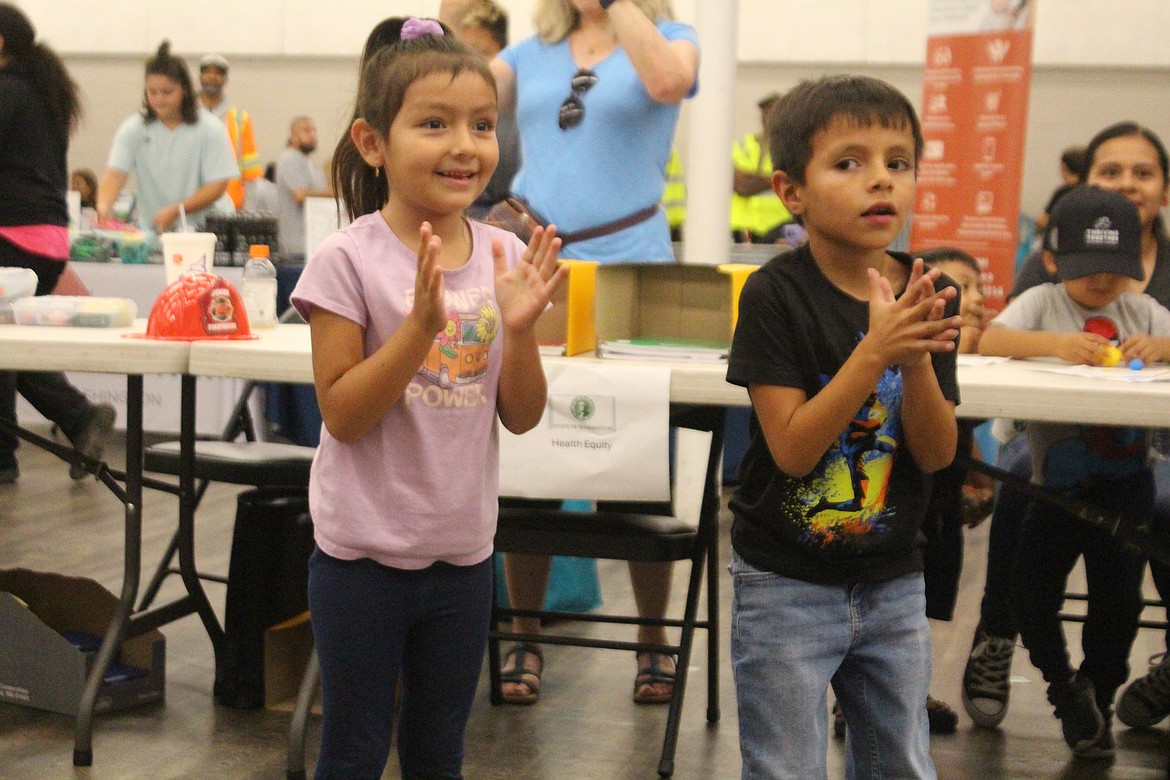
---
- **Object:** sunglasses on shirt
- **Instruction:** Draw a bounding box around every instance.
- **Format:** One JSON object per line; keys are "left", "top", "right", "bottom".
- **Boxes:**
{"left": 558, "top": 69, "right": 598, "bottom": 130}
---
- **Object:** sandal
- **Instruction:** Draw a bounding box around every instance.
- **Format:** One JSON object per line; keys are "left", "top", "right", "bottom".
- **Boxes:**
{"left": 633, "top": 651, "right": 676, "bottom": 704}
{"left": 499, "top": 643, "right": 543, "bottom": 705}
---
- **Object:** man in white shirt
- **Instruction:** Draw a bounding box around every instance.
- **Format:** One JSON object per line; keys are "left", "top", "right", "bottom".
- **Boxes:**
{"left": 275, "top": 116, "right": 332, "bottom": 263}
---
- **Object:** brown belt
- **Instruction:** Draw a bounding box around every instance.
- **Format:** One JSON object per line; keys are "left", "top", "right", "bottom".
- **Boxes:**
{"left": 508, "top": 197, "right": 661, "bottom": 247}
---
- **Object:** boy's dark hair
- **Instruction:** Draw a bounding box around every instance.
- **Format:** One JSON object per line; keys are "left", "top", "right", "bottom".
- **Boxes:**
{"left": 913, "top": 246, "right": 979, "bottom": 276}
{"left": 1060, "top": 145, "right": 1086, "bottom": 178}
{"left": 765, "top": 75, "right": 923, "bottom": 185}
{"left": 142, "top": 40, "right": 199, "bottom": 124}
{"left": 333, "top": 18, "right": 494, "bottom": 221}
{"left": 0, "top": 3, "right": 82, "bottom": 135}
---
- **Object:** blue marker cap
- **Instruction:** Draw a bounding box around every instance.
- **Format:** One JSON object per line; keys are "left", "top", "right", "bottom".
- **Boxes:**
{"left": 1128, "top": 358, "right": 1145, "bottom": 370}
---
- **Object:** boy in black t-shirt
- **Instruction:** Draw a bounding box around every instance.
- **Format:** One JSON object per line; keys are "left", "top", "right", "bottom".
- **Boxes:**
{"left": 726, "top": 75, "right": 963, "bottom": 779}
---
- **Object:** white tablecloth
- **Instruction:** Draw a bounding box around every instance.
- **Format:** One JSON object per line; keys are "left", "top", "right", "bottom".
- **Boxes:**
{"left": 15, "top": 264, "right": 248, "bottom": 435}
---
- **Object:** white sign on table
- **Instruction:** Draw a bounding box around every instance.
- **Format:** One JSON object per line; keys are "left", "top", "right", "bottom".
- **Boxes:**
{"left": 304, "top": 197, "right": 349, "bottom": 261}
{"left": 499, "top": 361, "right": 671, "bottom": 501}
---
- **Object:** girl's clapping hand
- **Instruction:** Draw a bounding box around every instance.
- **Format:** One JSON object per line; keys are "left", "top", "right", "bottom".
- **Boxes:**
{"left": 494, "top": 225, "right": 568, "bottom": 332}
{"left": 412, "top": 221, "right": 448, "bottom": 336}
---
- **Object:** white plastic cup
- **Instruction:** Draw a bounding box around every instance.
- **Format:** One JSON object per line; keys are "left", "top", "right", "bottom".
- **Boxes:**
{"left": 160, "top": 232, "right": 217, "bottom": 286}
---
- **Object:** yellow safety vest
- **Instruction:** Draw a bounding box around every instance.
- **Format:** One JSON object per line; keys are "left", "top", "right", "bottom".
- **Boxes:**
{"left": 730, "top": 133, "right": 791, "bottom": 237}
{"left": 662, "top": 147, "right": 686, "bottom": 230}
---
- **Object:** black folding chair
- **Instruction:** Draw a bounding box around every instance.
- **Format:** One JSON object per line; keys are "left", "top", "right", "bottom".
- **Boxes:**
{"left": 138, "top": 307, "right": 316, "bottom": 610}
{"left": 488, "top": 405, "right": 726, "bottom": 778}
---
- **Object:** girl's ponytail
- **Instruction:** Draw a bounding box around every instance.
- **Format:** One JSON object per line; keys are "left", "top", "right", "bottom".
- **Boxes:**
{"left": 332, "top": 128, "right": 387, "bottom": 223}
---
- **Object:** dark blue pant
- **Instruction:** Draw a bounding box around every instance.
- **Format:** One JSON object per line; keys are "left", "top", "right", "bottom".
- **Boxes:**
{"left": 1011, "top": 470, "right": 1152, "bottom": 709}
{"left": 0, "top": 238, "right": 91, "bottom": 465}
{"left": 308, "top": 548, "right": 493, "bottom": 780}
{"left": 978, "top": 435, "right": 1031, "bottom": 638}
{"left": 982, "top": 437, "right": 1170, "bottom": 648}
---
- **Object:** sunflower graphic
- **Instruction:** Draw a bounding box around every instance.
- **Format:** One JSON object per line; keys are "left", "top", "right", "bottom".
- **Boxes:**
{"left": 476, "top": 304, "right": 499, "bottom": 342}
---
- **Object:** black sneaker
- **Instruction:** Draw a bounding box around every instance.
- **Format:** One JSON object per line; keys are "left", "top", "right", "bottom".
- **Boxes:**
{"left": 927, "top": 695, "right": 959, "bottom": 734}
{"left": 68, "top": 403, "right": 116, "bottom": 480}
{"left": 962, "top": 628, "right": 1015, "bottom": 727}
{"left": 1048, "top": 673, "right": 1105, "bottom": 755}
{"left": 1074, "top": 709, "right": 1115, "bottom": 760}
{"left": 1117, "top": 652, "right": 1170, "bottom": 729}
{"left": 0, "top": 463, "right": 17, "bottom": 484}
{"left": 832, "top": 700, "right": 846, "bottom": 738}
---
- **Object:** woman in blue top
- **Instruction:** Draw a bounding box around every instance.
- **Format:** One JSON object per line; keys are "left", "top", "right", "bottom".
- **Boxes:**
{"left": 492, "top": 0, "right": 698, "bottom": 263}
{"left": 489, "top": 0, "right": 699, "bottom": 705}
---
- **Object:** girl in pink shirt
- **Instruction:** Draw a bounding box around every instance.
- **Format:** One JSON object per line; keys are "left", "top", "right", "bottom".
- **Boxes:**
{"left": 290, "top": 17, "right": 565, "bottom": 779}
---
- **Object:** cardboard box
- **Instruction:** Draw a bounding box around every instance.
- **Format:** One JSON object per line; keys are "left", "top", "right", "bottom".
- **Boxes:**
{"left": 0, "top": 568, "right": 165, "bottom": 715}
{"left": 594, "top": 263, "right": 758, "bottom": 348}
{"left": 534, "top": 259, "right": 599, "bottom": 356}
{"left": 263, "top": 611, "right": 319, "bottom": 714}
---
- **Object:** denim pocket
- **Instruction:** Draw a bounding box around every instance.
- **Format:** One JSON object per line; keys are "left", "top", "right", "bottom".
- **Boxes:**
{"left": 729, "top": 550, "right": 778, "bottom": 584}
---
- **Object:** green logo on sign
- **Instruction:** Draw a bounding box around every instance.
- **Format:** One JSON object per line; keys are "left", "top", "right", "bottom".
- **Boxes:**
{"left": 569, "top": 396, "right": 596, "bottom": 421}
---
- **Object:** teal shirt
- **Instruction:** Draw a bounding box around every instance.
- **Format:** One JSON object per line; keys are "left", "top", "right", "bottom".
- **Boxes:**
{"left": 107, "top": 109, "right": 237, "bottom": 233}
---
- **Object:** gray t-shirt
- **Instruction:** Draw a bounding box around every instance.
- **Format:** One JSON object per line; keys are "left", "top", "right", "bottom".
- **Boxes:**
{"left": 275, "top": 147, "right": 327, "bottom": 260}
{"left": 992, "top": 283, "right": 1170, "bottom": 487}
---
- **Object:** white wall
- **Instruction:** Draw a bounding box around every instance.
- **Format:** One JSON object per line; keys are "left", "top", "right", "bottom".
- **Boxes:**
{"left": 19, "top": 0, "right": 1170, "bottom": 223}
{"left": 25, "top": 1, "right": 1170, "bottom": 66}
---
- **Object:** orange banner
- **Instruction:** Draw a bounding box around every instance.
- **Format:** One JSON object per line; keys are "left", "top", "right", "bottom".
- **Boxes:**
{"left": 910, "top": 0, "right": 1035, "bottom": 313}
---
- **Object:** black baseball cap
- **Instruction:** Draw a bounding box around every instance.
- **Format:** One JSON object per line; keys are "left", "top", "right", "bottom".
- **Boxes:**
{"left": 1048, "top": 185, "right": 1143, "bottom": 281}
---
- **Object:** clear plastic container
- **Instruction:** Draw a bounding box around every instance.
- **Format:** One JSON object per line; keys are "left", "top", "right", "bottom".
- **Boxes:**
{"left": 241, "top": 244, "right": 277, "bottom": 328}
{"left": 12, "top": 296, "right": 137, "bottom": 327}
{"left": 0, "top": 268, "right": 38, "bottom": 324}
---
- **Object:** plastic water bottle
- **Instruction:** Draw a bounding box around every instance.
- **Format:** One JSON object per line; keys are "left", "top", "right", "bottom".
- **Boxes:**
{"left": 242, "top": 244, "right": 278, "bottom": 328}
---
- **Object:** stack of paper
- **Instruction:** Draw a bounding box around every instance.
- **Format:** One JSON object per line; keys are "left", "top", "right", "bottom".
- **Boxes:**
{"left": 598, "top": 338, "right": 729, "bottom": 362}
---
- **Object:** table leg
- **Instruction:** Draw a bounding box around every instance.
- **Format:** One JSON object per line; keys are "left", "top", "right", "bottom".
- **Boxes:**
{"left": 173, "top": 374, "right": 226, "bottom": 662}
{"left": 73, "top": 374, "right": 145, "bottom": 766}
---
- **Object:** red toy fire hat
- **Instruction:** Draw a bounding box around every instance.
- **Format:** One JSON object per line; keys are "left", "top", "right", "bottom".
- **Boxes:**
{"left": 140, "top": 273, "right": 257, "bottom": 341}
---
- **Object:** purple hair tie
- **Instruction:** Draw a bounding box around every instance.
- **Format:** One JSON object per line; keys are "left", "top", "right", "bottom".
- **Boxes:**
{"left": 401, "top": 18, "right": 444, "bottom": 41}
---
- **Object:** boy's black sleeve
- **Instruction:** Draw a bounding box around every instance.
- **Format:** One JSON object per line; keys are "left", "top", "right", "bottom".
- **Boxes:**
{"left": 932, "top": 274, "right": 962, "bottom": 405}
{"left": 726, "top": 268, "right": 806, "bottom": 392}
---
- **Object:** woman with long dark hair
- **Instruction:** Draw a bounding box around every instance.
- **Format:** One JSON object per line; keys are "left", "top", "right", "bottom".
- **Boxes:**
{"left": 96, "top": 40, "right": 237, "bottom": 235}
{"left": 0, "top": 3, "right": 115, "bottom": 483}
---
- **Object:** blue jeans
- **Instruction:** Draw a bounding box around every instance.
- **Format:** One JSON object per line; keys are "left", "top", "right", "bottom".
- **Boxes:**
{"left": 731, "top": 553, "right": 935, "bottom": 780}
{"left": 308, "top": 548, "right": 493, "bottom": 780}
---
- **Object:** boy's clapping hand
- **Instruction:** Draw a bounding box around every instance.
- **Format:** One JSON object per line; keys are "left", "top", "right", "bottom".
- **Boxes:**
{"left": 865, "top": 260, "right": 963, "bottom": 368}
